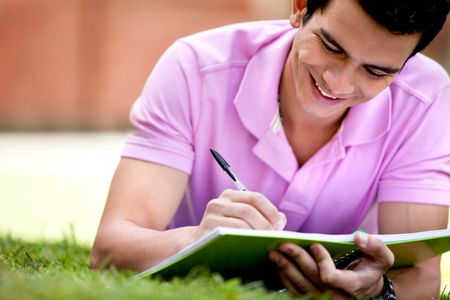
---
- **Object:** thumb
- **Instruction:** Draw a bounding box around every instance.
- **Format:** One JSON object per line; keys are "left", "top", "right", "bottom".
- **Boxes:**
{"left": 275, "top": 212, "right": 287, "bottom": 230}
{"left": 354, "top": 232, "right": 394, "bottom": 269}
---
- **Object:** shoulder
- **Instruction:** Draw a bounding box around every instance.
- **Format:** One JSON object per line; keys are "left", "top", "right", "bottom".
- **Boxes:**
{"left": 176, "top": 20, "right": 293, "bottom": 72}
{"left": 390, "top": 53, "right": 449, "bottom": 106}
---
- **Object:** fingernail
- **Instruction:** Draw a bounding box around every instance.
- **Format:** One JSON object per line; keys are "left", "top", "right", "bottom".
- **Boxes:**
{"left": 275, "top": 212, "right": 287, "bottom": 230}
{"left": 269, "top": 251, "right": 280, "bottom": 263}
{"left": 310, "top": 243, "right": 319, "bottom": 255}
{"left": 358, "top": 232, "right": 369, "bottom": 247}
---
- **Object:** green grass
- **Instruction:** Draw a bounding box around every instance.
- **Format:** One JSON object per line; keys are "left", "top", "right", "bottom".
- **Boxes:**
{"left": 0, "top": 234, "right": 331, "bottom": 300}
{"left": 1, "top": 235, "right": 449, "bottom": 300}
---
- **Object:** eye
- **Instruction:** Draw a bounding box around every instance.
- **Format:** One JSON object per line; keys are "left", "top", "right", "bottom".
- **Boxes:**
{"left": 320, "top": 38, "right": 342, "bottom": 54}
{"left": 364, "top": 67, "right": 388, "bottom": 79}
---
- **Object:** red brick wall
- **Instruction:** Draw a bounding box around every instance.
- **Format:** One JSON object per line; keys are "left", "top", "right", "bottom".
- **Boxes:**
{"left": 0, "top": 0, "right": 447, "bottom": 130}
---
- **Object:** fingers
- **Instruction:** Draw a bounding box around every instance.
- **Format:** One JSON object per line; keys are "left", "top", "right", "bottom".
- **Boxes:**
{"left": 204, "top": 199, "right": 273, "bottom": 230}
{"left": 354, "top": 232, "right": 394, "bottom": 268}
{"left": 269, "top": 249, "right": 321, "bottom": 294}
{"left": 310, "top": 243, "right": 369, "bottom": 296}
{"left": 310, "top": 243, "right": 348, "bottom": 287}
{"left": 311, "top": 235, "right": 391, "bottom": 297}
{"left": 277, "top": 270, "right": 304, "bottom": 295}
{"left": 210, "top": 189, "right": 286, "bottom": 230}
{"left": 194, "top": 211, "right": 254, "bottom": 241}
{"left": 222, "top": 189, "right": 285, "bottom": 229}
{"left": 277, "top": 243, "right": 322, "bottom": 286}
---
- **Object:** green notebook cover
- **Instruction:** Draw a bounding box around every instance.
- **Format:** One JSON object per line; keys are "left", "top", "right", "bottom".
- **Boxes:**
{"left": 135, "top": 227, "right": 450, "bottom": 284}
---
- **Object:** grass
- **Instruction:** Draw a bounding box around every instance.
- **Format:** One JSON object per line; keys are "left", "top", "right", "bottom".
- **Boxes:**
{"left": 1, "top": 234, "right": 450, "bottom": 300}
{"left": 0, "top": 234, "right": 332, "bottom": 300}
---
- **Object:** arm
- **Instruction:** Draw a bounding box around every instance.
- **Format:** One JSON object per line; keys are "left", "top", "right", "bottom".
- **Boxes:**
{"left": 91, "top": 157, "right": 286, "bottom": 271}
{"left": 379, "top": 202, "right": 449, "bottom": 299}
{"left": 91, "top": 158, "right": 192, "bottom": 271}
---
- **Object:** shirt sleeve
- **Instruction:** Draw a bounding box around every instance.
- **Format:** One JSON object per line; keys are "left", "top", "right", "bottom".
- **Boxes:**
{"left": 122, "top": 41, "right": 202, "bottom": 174}
{"left": 378, "top": 85, "right": 450, "bottom": 206}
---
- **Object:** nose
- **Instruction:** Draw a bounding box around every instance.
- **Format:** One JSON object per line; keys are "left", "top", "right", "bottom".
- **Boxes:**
{"left": 322, "top": 63, "right": 356, "bottom": 95}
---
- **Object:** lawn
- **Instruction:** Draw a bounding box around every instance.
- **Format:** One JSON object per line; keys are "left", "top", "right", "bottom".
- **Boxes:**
{"left": 0, "top": 235, "right": 323, "bottom": 300}
{"left": 1, "top": 235, "right": 450, "bottom": 300}
{"left": 0, "top": 132, "right": 449, "bottom": 299}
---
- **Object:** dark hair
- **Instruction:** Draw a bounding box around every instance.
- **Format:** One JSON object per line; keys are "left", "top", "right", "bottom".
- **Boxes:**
{"left": 303, "top": 0, "right": 450, "bottom": 56}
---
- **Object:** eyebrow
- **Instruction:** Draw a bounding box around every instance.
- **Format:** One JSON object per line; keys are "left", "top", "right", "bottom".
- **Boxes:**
{"left": 319, "top": 28, "right": 402, "bottom": 74}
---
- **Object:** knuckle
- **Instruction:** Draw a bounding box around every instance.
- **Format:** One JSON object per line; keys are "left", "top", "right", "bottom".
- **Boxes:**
{"left": 303, "top": 263, "right": 317, "bottom": 276}
{"left": 251, "top": 192, "right": 278, "bottom": 217}
{"left": 261, "top": 221, "right": 273, "bottom": 230}
{"left": 235, "top": 204, "right": 252, "bottom": 217}
{"left": 339, "top": 279, "right": 361, "bottom": 297}
{"left": 320, "top": 271, "right": 335, "bottom": 285}
{"left": 291, "top": 277, "right": 307, "bottom": 290}
{"left": 289, "top": 249, "right": 303, "bottom": 261}
{"left": 200, "top": 215, "right": 217, "bottom": 230}
{"left": 386, "top": 249, "right": 395, "bottom": 267}
{"left": 205, "top": 199, "right": 223, "bottom": 212}
{"left": 248, "top": 192, "right": 264, "bottom": 205}
{"left": 220, "top": 189, "right": 235, "bottom": 198}
{"left": 345, "top": 289, "right": 358, "bottom": 298}
{"left": 346, "top": 284, "right": 361, "bottom": 298}
{"left": 277, "top": 256, "right": 291, "bottom": 269}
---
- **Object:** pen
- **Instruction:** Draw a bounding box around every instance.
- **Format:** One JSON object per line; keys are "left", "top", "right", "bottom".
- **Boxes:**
{"left": 333, "top": 248, "right": 363, "bottom": 269}
{"left": 210, "top": 148, "right": 247, "bottom": 191}
{"left": 210, "top": 148, "right": 362, "bottom": 269}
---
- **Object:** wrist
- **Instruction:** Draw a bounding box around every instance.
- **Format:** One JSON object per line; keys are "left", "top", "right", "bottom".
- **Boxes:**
{"left": 370, "top": 273, "right": 397, "bottom": 300}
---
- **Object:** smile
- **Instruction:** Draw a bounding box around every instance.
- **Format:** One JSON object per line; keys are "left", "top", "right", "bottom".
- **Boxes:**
{"left": 314, "top": 81, "right": 338, "bottom": 100}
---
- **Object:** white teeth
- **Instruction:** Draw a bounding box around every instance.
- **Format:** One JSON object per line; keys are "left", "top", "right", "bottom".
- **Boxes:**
{"left": 315, "top": 81, "right": 337, "bottom": 99}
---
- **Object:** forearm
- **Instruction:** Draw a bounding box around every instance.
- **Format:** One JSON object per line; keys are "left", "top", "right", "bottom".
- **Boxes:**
{"left": 91, "top": 219, "right": 196, "bottom": 271}
{"left": 388, "top": 256, "right": 441, "bottom": 299}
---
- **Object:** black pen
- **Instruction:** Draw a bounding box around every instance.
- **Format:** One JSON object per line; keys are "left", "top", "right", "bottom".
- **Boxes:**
{"left": 210, "top": 148, "right": 247, "bottom": 191}
{"left": 333, "top": 248, "right": 363, "bottom": 269}
{"left": 211, "top": 148, "right": 363, "bottom": 269}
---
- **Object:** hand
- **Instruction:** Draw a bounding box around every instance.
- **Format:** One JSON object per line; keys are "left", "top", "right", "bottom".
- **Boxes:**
{"left": 269, "top": 232, "right": 394, "bottom": 298}
{"left": 193, "top": 189, "right": 286, "bottom": 241}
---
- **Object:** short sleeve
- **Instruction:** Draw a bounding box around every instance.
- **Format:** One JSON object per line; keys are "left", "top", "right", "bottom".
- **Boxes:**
{"left": 122, "top": 41, "right": 202, "bottom": 174}
{"left": 378, "top": 85, "right": 450, "bottom": 206}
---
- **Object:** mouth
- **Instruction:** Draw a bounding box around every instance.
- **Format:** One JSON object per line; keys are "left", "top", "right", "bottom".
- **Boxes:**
{"left": 314, "top": 81, "right": 338, "bottom": 100}
{"left": 308, "top": 73, "right": 352, "bottom": 105}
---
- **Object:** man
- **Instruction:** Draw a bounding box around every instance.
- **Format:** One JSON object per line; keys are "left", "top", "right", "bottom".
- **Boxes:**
{"left": 91, "top": 0, "right": 450, "bottom": 298}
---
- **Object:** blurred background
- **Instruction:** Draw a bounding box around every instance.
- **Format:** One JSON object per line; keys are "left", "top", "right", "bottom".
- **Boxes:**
{"left": 0, "top": 0, "right": 292, "bottom": 242}
{"left": 0, "top": 0, "right": 449, "bottom": 286}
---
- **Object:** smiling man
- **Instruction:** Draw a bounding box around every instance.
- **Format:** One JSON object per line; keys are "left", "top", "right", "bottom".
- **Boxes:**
{"left": 92, "top": 0, "right": 450, "bottom": 298}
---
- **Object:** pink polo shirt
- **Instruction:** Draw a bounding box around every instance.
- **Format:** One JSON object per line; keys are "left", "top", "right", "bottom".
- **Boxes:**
{"left": 123, "top": 20, "right": 450, "bottom": 234}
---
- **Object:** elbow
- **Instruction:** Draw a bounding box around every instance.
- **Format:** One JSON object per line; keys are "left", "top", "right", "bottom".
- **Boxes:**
{"left": 90, "top": 246, "right": 108, "bottom": 270}
{"left": 90, "top": 238, "right": 113, "bottom": 270}
{"left": 90, "top": 247, "right": 103, "bottom": 270}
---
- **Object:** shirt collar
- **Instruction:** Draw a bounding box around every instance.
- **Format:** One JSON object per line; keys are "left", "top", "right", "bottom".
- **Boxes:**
{"left": 233, "top": 27, "right": 297, "bottom": 181}
{"left": 233, "top": 27, "right": 296, "bottom": 139}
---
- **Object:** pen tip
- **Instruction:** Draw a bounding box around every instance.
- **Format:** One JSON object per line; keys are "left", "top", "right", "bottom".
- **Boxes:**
{"left": 210, "top": 148, "right": 230, "bottom": 169}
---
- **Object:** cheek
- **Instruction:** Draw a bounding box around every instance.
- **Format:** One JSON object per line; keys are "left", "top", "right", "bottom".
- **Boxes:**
{"left": 292, "top": 49, "right": 327, "bottom": 88}
{"left": 294, "top": 36, "right": 328, "bottom": 67}
{"left": 359, "top": 79, "right": 393, "bottom": 100}
{"left": 297, "top": 47, "right": 328, "bottom": 68}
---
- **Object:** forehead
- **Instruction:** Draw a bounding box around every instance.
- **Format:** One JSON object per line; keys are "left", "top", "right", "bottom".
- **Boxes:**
{"left": 309, "top": 0, "right": 420, "bottom": 66}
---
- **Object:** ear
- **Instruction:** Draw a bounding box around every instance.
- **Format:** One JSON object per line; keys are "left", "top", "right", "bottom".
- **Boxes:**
{"left": 290, "top": 0, "right": 307, "bottom": 28}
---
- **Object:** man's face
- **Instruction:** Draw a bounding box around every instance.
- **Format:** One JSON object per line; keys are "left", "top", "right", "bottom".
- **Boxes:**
{"left": 284, "top": 0, "right": 421, "bottom": 121}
